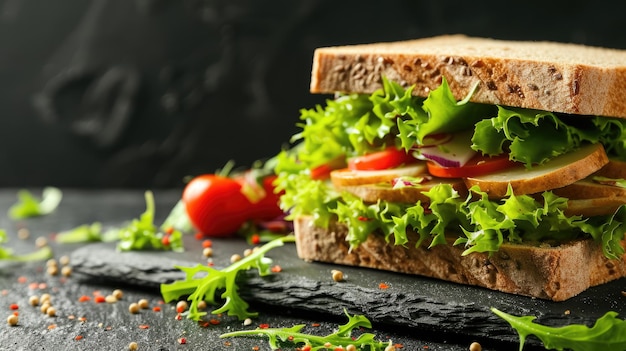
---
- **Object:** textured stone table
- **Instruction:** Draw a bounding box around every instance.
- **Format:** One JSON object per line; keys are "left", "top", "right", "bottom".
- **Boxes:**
{"left": 1, "top": 189, "right": 624, "bottom": 350}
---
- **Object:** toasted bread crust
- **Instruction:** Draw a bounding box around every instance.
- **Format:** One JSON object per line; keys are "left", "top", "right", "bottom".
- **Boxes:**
{"left": 294, "top": 216, "right": 626, "bottom": 301}
{"left": 311, "top": 35, "right": 626, "bottom": 118}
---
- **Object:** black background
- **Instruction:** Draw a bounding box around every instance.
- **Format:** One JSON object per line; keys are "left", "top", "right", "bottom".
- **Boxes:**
{"left": 0, "top": 0, "right": 624, "bottom": 188}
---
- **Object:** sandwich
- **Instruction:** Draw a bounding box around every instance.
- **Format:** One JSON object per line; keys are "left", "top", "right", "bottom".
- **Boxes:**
{"left": 273, "top": 35, "right": 626, "bottom": 301}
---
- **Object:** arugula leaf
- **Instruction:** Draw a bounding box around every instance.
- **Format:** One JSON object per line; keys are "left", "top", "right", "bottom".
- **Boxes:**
{"left": 492, "top": 308, "right": 626, "bottom": 351}
{"left": 116, "top": 191, "right": 184, "bottom": 252}
{"left": 221, "top": 309, "right": 392, "bottom": 351}
{"left": 8, "top": 187, "right": 62, "bottom": 219}
{"left": 0, "top": 229, "right": 53, "bottom": 262}
{"left": 160, "top": 199, "right": 195, "bottom": 233}
{"left": 55, "top": 222, "right": 105, "bottom": 244}
{"left": 160, "top": 236, "right": 295, "bottom": 321}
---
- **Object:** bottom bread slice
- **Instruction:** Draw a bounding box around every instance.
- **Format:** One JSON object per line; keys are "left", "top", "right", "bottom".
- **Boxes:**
{"left": 294, "top": 216, "right": 626, "bottom": 301}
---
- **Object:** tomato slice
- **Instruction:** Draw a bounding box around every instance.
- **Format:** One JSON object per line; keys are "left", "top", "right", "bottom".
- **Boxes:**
{"left": 348, "top": 147, "right": 418, "bottom": 171}
{"left": 427, "top": 153, "right": 517, "bottom": 178}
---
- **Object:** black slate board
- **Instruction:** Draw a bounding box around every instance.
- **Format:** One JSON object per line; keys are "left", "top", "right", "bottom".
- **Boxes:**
{"left": 71, "top": 234, "right": 626, "bottom": 349}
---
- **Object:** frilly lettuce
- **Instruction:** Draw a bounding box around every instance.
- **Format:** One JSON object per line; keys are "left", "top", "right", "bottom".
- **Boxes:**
{"left": 275, "top": 76, "right": 626, "bottom": 257}
{"left": 472, "top": 106, "right": 626, "bottom": 165}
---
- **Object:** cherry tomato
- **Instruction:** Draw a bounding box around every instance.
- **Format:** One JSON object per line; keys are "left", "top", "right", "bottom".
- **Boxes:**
{"left": 427, "top": 153, "right": 516, "bottom": 178}
{"left": 182, "top": 174, "right": 253, "bottom": 237}
{"left": 348, "top": 147, "right": 417, "bottom": 171}
{"left": 246, "top": 174, "right": 284, "bottom": 220}
{"left": 183, "top": 173, "right": 285, "bottom": 237}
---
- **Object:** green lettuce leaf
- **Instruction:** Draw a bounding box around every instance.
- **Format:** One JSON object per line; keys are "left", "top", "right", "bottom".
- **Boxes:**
{"left": 492, "top": 308, "right": 626, "bottom": 351}
{"left": 275, "top": 77, "right": 626, "bottom": 257}
{"left": 8, "top": 187, "right": 62, "bottom": 219}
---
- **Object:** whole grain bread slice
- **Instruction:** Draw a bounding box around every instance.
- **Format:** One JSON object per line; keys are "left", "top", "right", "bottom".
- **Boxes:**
{"left": 294, "top": 216, "right": 626, "bottom": 301}
{"left": 310, "top": 35, "right": 626, "bottom": 118}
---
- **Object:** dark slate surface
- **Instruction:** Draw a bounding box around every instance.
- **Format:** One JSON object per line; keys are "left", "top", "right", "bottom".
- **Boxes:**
{"left": 71, "top": 237, "right": 626, "bottom": 349}
{"left": 0, "top": 189, "right": 509, "bottom": 351}
{"left": 24, "top": 190, "right": 618, "bottom": 350}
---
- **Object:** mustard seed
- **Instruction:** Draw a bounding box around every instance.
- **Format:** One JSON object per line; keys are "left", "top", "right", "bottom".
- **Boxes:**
{"left": 346, "top": 345, "right": 357, "bottom": 351}
{"left": 202, "top": 247, "right": 213, "bottom": 257}
{"left": 128, "top": 341, "right": 139, "bottom": 350}
{"left": 384, "top": 345, "right": 396, "bottom": 351}
{"left": 46, "top": 259, "right": 57, "bottom": 268}
{"left": 243, "top": 248, "right": 253, "bottom": 257}
{"left": 7, "top": 314, "right": 18, "bottom": 326}
{"left": 243, "top": 318, "right": 252, "bottom": 326}
{"left": 197, "top": 300, "right": 207, "bottom": 310}
{"left": 105, "top": 295, "right": 117, "bottom": 304}
{"left": 469, "top": 342, "right": 482, "bottom": 351}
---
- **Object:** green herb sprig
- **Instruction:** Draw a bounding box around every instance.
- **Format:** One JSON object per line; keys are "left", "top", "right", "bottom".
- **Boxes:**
{"left": 221, "top": 309, "right": 392, "bottom": 351}
{"left": 116, "top": 191, "right": 184, "bottom": 252}
{"left": 160, "top": 235, "right": 295, "bottom": 321}
{"left": 55, "top": 191, "right": 185, "bottom": 252}
{"left": 0, "top": 229, "right": 52, "bottom": 262}
{"left": 492, "top": 307, "right": 626, "bottom": 351}
{"left": 8, "top": 187, "right": 62, "bottom": 220}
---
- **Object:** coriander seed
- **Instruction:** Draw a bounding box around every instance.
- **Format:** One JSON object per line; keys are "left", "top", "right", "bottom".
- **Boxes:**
{"left": 29, "top": 295, "right": 40, "bottom": 306}
{"left": 7, "top": 314, "right": 18, "bottom": 326}
{"left": 59, "top": 255, "right": 70, "bottom": 266}
{"left": 112, "top": 289, "right": 124, "bottom": 300}
{"left": 331, "top": 270, "right": 344, "bottom": 282}
{"left": 137, "top": 299, "right": 149, "bottom": 309}
{"left": 61, "top": 266, "right": 72, "bottom": 277}
{"left": 469, "top": 342, "right": 482, "bottom": 351}
{"left": 128, "top": 303, "right": 140, "bottom": 314}
{"left": 46, "top": 306, "right": 57, "bottom": 317}
{"left": 230, "top": 254, "right": 241, "bottom": 263}
{"left": 176, "top": 300, "right": 188, "bottom": 313}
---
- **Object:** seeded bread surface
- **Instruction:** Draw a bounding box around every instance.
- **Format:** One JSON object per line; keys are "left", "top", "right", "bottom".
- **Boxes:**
{"left": 310, "top": 35, "right": 626, "bottom": 118}
{"left": 294, "top": 216, "right": 626, "bottom": 301}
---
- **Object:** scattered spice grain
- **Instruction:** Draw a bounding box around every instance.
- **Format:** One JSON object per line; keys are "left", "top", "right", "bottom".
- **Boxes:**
{"left": 176, "top": 301, "right": 188, "bottom": 313}
{"left": 469, "top": 342, "right": 482, "bottom": 351}
{"left": 137, "top": 299, "right": 149, "bottom": 309}
{"left": 128, "top": 341, "right": 139, "bottom": 350}
{"left": 46, "top": 306, "right": 57, "bottom": 317}
{"left": 61, "top": 266, "right": 72, "bottom": 277}
{"left": 128, "top": 303, "right": 140, "bottom": 314}
{"left": 7, "top": 314, "right": 18, "bottom": 326}
{"left": 331, "top": 270, "right": 344, "bottom": 282}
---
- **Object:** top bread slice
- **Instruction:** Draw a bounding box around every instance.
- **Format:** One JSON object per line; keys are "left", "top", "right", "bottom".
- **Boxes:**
{"left": 310, "top": 35, "right": 626, "bottom": 118}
